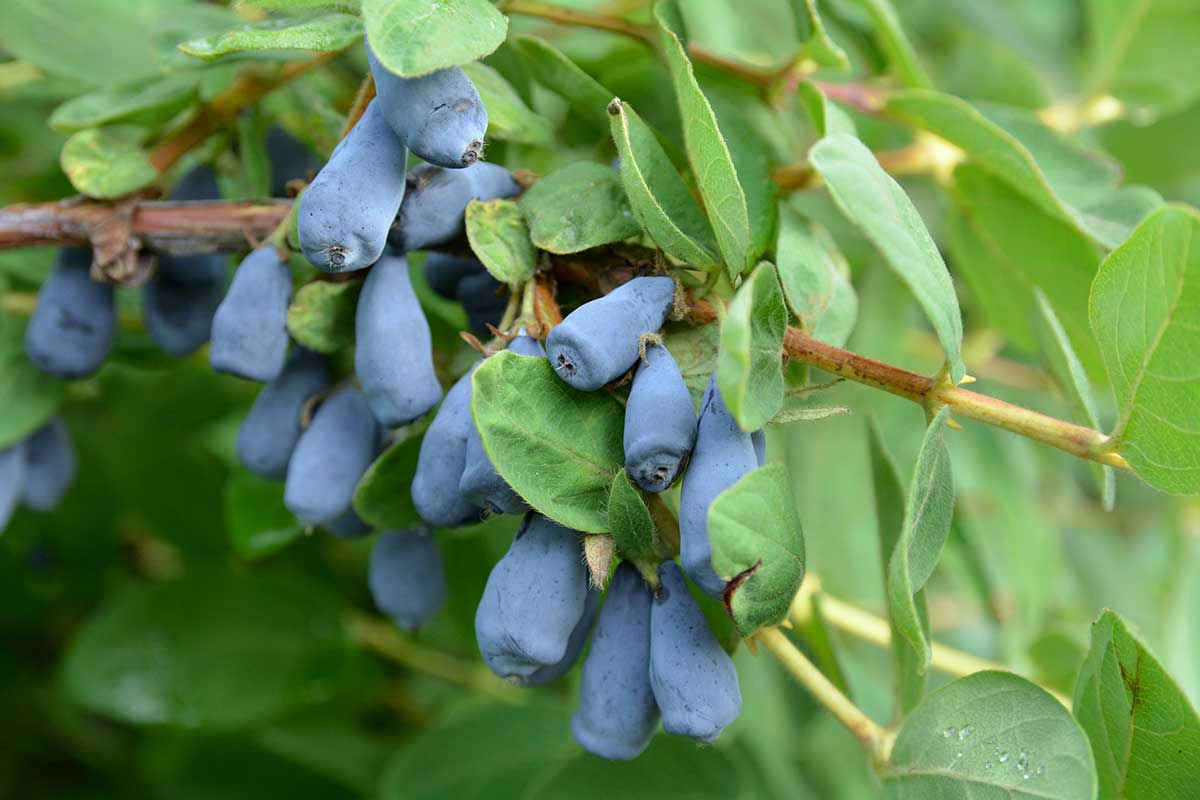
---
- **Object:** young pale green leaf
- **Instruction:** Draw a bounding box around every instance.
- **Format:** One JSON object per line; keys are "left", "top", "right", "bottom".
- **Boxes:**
{"left": 608, "top": 99, "right": 719, "bottom": 269}
{"left": 464, "top": 199, "right": 536, "bottom": 287}
{"left": 888, "top": 407, "right": 954, "bottom": 679}
{"left": 795, "top": 82, "right": 856, "bottom": 137}
{"left": 363, "top": 0, "right": 507, "bottom": 77}
{"left": 709, "top": 93, "right": 779, "bottom": 266}
{"left": 1031, "top": 290, "right": 1114, "bottom": 509}
{"left": 461, "top": 62, "right": 555, "bottom": 147}
{"left": 1073, "top": 610, "right": 1200, "bottom": 799}
{"left": 62, "top": 568, "right": 360, "bottom": 730}
{"left": 472, "top": 351, "right": 624, "bottom": 533}
{"left": 50, "top": 72, "right": 201, "bottom": 132}
{"left": 179, "top": 13, "right": 361, "bottom": 60}
{"left": 717, "top": 262, "right": 788, "bottom": 432}
{"left": 512, "top": 35, "right": 613, "bottom": 128}
{"left": 353, "top": 434, "right": 423, "bottom": 531}
{"left": 655, "top": 0, "right": 751, "bottom": 277}
{"left": 663, "top": 321, "right": 720, "bottom": 402}
{"left": 0, "top": 318, "right": 63, "bottom": 449}
{"left": 868, "top": 421, "right": 926, "bottom": 717}
{"left": 768, "top": 405, "right": 848, "bottom": 425}
{"left": 809, "top": 134, "right": 965, "bottom": 382}
{"left": 224, "top": 471, "right": 304, "bottom": 561}
{"left": 242, "top": 0, "right": 357, "bottom": 8}
{"left": 606, "top": 467, "right": 655, "bottom": 558}
{"left": 883, "top": 671, "right": 1097, "bottom": 798}
{"left": 518, "top": 162, "right": 641, "bottom": 254}
{"left": 787, "top": 0, "right": 849, "bottom": 69}
{"left": 286, "top": 279, "right": 360, "bottom": 354}
{"left": 1086, "top": 0, "right": 1200, "bottom": 123}
{"left": 848, "top": 0, "right": 931, "bottom": 88}
{"left": 60, "top": 126, "right": 157, "bottom": 199}
{"left": 708, "top": 464, "right": 805, "bottom": 636}
{"left": 775, "top": 206, "right": 858, "bottom": 347}
{"left": 1090, "top": 205, "right": 1200, "bottom": 495}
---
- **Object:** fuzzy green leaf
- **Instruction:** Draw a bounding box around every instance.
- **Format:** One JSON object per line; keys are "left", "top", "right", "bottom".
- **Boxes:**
{"left": 519, "top": 162, "right": 641, "bottom": 254}
{"left": 607, "top": 468, "right": 655, "bottom": 558}
{"left": 60, "top": 126, "right": 157, "bottom": 199}
{"left": 717, "top": 262, "right": 787, "bottom": 432}
{"left": 513, "top": 35, "right": 613, "bottom": 128}
{"left": 363, "top": 0, "right": 506, "bottom": 77}
{"left": 50, "top": 72, "right": 201, "bottom": 132}
{"left": 224, "top": 472, "right": 304, "bottom": 561}
{"left": 461, "top": 62, "right": 555, "bottom": 147}
{"left": 179, "top": 13, "right": 361, "bottom": 60}
{"left": 775, "top": 206, "right": 858, "bottom": 347}
{"left": 464, "top": 199, "right": 536, "bottom": 287}
{"left": 286, "top": 279, "right": 360, "bottom": 354}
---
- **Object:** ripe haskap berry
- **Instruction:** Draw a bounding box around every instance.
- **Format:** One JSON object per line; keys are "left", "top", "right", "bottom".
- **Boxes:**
{"left": 624, "top": 343, "right": 697, "bottom": 492}
{"left": 571, "top": 563, "right": 660, "bottom": 760}
{"left": 455, "top": 270, "right": 507, "bottom": 336}
{"left": 546, "top": 277, "right": 676, "bottom": 391}
{"left": 391, "top": 162, "right": 521, "bottom": 253}
{"left": 356, "top": 255, "right": 442, "bottom": 428}
{"left": 265, "top": 126, "right": 321, "bottom": 196}
{"left": 142, "top": 257, "right": 225, "bottom": 357}
{"left": 412, "top": 364, "right": 481, "bottom": 527}
{"left": 459, "top": 332, "right": 545, "bottom": 515}
{"left": 0, "top": 442, "right": 26, "bottom": 532}
{"left": 237, "top": 349, "right": 331, "bottom": 480}
{"left": 649, "top": 561, "right": 741, "bottom": 742}
{"left": 210, "top": 246, "right": 292, "bottom": 382}
{"left": 298, "top": 100, "right": 407, "bottom": 273}
{"left": 678, "top": 376, "right": 757, "bottom": 597}
{"left": 422, "top": 252, "right": 485, "bottom": 299}
{"left": 324, "top": 507, "right": 372, "bottom": 539}
{"left": 366, "top": 39, "right": 487, "bottom": 169}
{"left": 515, "top": 588, "right": 598, "bottom": 688}
{"left": 20, "top": 417, "right": 76, "bottom": 511}
{"left": 475, "top": 514, "right": 589, "bottom": 678}
{"left": 369, "top": 528, "right": 448, "bottom": 631}
{"left": 284, "top": 387, "right": 379, "bottom": 525}
{"left": 25, "top": 248, "right": 115, "bottom": 379}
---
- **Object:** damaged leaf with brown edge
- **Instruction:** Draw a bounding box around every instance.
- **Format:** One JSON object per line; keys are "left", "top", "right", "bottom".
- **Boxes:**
{"left": 708, "top": 463, "right": 805, "bottom": 636}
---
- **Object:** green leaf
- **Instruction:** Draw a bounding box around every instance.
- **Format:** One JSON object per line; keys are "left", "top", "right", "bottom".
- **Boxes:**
{"left": 788, "top": 0, "right": 849, "bottom": 69}
{"left": 606, "top": 468, "right": 655, "bottom": 558}
{"left": 0, "top": 318, "right": 63, "bottom": 449}
{"left": 464, "top": 199, "right": 537, "bottom": 287}
{"left": 60, "top": 126, "right": 158, "bottom": 199}
{"left": 709, "top": 93, "right": 779, "bottom": 266}
{"left": 518, "top": 162, "right": 641, "bottom": 254}
{"left": 472, "top": 351, "right": 624, "bottom": 533}
{"left": 242, "top": 0, "right": 357, "bottom": 8}
{"left": 848, "top": 0, "right": 931, "bottom": 88}
{"left": 796, "top": 82, "right": 857, "bottom": 137}
{"left": 353, "top": 435, "right": 423, "bottom": 531}
{"left": 608, "top": 99, "right": 719, "bottom": 269}
{"left": 717, "top": 262, "right": 787, "bottom": 432}
{"left": 513, "top": 35, "right": 613, "bottom": 128}
{"left": 883, "top": 671, "right": 1097, "bottom": 799}
{"left": 363, "top": 0, "right": 507, "bottom": 77}
{"left": 1089, "top": 205, "right": 1200, "bottom": 494}
{"left": 809, "top": 134, "right": 965, "bottom": 382}
{"left": 1030, "top": 290, "right": 1114, "bottom": 508}
{"left": 663, "top": 321, "right": 720, "bottom": 401}
{"left": 775, "top": 206, "right": 858, "bottom": 347}
{"left": 62, "top": 569, "right": 359, "bottom": 730}
{"left": 708, "top": 463, "right": 806, "bottom": 637}
{"left": 286, "top": 279, "right": 361, "bottom": 354}
{"left": 768, "top": 405, "right": 848, "bottom": 425}
{"left": 461, "top": 62, "right": 555, "bottom": 147}
{"left": 224, "top": 472, "right": 304, "bottom": 561}
{"left": 1086, "top": 0, "right": 1200, "bottom": 123}
{"left": 256, "top": 721, "right": 390, "bottom": 796}
{"left": 868, "top": 420, "right": 926, "bottom": 717}
{"left": 1073, "top": 610, "right": 1200, "bottom": 800}
{"left": 887, "top": 407, "right": 954, "bottom": 679}
{"left": 655, "top": 0, "right": 751, "bottom": 277}
{"left": 50, "top": 71, "right": 201, "bottom": 132}
{"left": 179, "top": 13, "right": 361, "bottom": 60}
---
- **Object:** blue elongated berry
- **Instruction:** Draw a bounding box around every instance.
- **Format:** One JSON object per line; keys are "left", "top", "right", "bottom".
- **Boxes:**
{"left": 266, "top": 126, "right": 321, "bottom": 196}
{"left": 459, "top": 332, "right": 545, "bottom": 514}
{"left": 411, "top": 364, "right": 481, "bottom": 527}
{"left": 143, "top": 259, "right": 225, "bottom": 357}
{"left": 752, "top": 429, "right": 766, "bottom": 466}
{"left": 624, "top": 343, "right": 696, "bottom": 492}
{"left": 157, "top": 166, "right": 228, "bottom": 288}
{"left": 366, "top": 40, "right": 487, "bottom": 169}
{"left": 20, "top": 417, "right": 76, "bottom": 511}
{"left": 325, "top": 507, "right": 372, "bottom": 539}
{"left": 298, "top": 100, "right": 407, "bottom": 273}
{"left": 516, "top": 588, "right": 599, "bottom": 688}
{"left": 237, "top": 348, "right": 331, "bottom": 480}
{"left": 391, "top": 162, "right": 521, "bottom": 253}
{"left": 210, "top": 246, "right": 292, "bottom": 381}
{"left": 369, "top": 527, "right": 448, "bottom": 631}
{"left": 456, "top": 270, "right": 507, "bottom": 336}
{"left": 571, "top": 563, "right": 660, "bottom": 760}
{"left": 0, "top": 442, "right": 26, "bottom": 532}
{"left": 356, "top": 254, "right": 442, "bottom": 428}
{"left": 25, "top": 248, "right": 115, "bottom": 378}
{"left": 475, "top": 514, "right": 589, "bottom": 678}
{"left": 649, "top": 561, "right": 741, "bottom": 742}
{"left": 678, "top": 376, "right": 757, "bottom": 597}
{"left": 284, "top": 387, "right": 379, "bottom": 525}
{"left": 423, "top": 252, "right": 485, "bottom": 299}
{"left": 546, "top": 277, "right": 676, "bottom": 391}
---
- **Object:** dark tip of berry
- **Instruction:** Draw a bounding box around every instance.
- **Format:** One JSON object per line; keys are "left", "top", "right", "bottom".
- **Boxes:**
{"left": 555, "top": 353, "right": 575, "bottom": 376}
{"left": 327, "top": 247, "right": 346, "bottom": 268}
{"left": 462, "top": 142, "right": 483, "bottom": 166}
{"left": 652, "top": 465, "right": 670, "bottom": 484}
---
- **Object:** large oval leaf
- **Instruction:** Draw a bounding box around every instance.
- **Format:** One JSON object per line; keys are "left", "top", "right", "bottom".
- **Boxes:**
{"left": 363, "top": 0, "right": 507, "bottom": 77}
{"left": 179, "top": 13, "right": 361, "bottom": 60}
{"left": 716, "top": 262, "right": 787, "bottom": 431}
{"left": 519, "top": 162, "right": 642, "bottom": 254}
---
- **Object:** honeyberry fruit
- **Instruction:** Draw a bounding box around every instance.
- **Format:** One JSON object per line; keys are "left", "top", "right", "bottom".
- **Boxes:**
{"left": 369, "top": 527, "right": 448, "bottom": 631}
{"left": 237, "top": 348, "right": 331, "bottom": 480}
{"left": 25, "top": 248, "right": 115, "bottom": 379}
{"left": 624, "top": 343, "right": 697, "bottom": 492}
{"left": 391, "top": 162, "right": 521, "bottom": 253}
{"left": 20, "top": 417, "right": 76, "bottom": 512}
{"left": 284, "top": 387, "right": 379, "bottom": 526}
{"left": 210, "top": 246, "right": 292, "bottom": 381}
{"left": 412, "top": 364, "right": 481, "bottom": 527}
